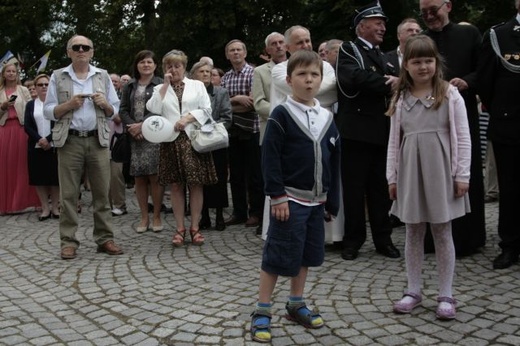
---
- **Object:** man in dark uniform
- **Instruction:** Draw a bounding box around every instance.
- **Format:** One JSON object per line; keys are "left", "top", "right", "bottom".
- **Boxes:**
{"left": 478, "top": 0, "right": 520, "bottom": 269}
{"left": 336, "top": 2, "right": 400, "bottom": 260}
{"left": 419, "top": 0, "right": 486, "bottom": 256}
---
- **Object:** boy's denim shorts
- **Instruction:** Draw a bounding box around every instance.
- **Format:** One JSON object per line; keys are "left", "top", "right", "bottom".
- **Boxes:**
{"left": 261, "top": 201, "right": 325, "bottom": 277}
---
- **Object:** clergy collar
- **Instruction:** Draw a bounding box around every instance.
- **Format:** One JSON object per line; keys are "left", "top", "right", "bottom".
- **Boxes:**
{"left": 429, "top": 21, "right": 453, "bottom": 34}
{"left": 516, "top": 13, "right": 520, "bottom": 24}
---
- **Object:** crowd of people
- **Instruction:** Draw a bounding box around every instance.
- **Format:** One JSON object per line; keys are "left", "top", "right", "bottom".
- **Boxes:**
{"left": 1, "top": 0, "right": 520, "bottom": 343}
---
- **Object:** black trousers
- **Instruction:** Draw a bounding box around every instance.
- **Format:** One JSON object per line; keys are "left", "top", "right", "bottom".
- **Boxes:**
{"left": 493, "top": 141, "right": 520, "bottom": 252}
{"left": 228, "top": 129, "right": 264, "bottom": 219}
{"left": 341, "top": 139, "right": 393, "bottom": 249}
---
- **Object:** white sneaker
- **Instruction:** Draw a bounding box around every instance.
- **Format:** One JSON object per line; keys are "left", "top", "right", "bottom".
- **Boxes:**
{"left": 111, "top": 208, "right": 127, "bottom": 216}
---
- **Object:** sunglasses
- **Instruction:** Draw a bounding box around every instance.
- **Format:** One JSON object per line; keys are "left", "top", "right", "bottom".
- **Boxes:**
{"left": 36, "top": 83, "right": 49, "bottom": 87}
{"left": 70, "top": 44, "right": 92, "bottom": 52}
{"left": 419, "top": 1, "right": 448, "bottom": 19}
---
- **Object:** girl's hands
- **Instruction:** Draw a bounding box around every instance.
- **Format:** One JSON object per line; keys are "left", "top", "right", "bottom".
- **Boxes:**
{"left": 454, "top": 182, "right": 469, "bottom": 198}
{"left": 388, "top": 183, "right": 397, "bottom": 200}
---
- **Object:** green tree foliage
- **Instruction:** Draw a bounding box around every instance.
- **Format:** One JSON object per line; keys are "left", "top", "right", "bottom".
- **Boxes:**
{"left": 0, "top": 0, "right": 517, "bottom": 79}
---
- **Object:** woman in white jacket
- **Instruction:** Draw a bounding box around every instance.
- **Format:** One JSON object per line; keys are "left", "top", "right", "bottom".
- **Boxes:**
{"left": 147, "top": 50, "right": 217, "bottom": 247}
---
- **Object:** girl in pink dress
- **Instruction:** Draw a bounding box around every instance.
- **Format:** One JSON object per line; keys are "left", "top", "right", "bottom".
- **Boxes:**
{"left": 0, "top": 63, "right": 40, "bottom": 214}
{"left": 386, "top": 36, "right": 471, "bottom": 321}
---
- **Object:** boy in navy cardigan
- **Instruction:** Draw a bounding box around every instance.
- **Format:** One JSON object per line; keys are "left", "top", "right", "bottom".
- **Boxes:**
{"left": 250, "top": 50, "right": 341, "bottom": 343}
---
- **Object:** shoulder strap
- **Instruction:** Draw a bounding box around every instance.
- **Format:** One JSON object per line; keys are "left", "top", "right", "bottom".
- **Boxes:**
{"left": 337, "top": 42, "right": 364, "bottom": 99}
{"left": 490, "top": 28, "right": 520, "bottom": 73}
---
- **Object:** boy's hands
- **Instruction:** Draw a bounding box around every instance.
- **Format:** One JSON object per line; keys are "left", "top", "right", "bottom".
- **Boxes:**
{"left": 271, "top": 202, "right": 290, "bottom": 222}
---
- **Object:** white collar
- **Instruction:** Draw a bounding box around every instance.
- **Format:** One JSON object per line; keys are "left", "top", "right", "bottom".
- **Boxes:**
{"left": 358, "top": 37, "right": 375, "bottom": 49}
{"left": 286, "top": 95, "right": 321, "bottom": 114}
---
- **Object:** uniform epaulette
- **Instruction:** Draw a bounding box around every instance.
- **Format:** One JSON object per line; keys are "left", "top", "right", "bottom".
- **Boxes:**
{"left": 491, "top": 22, "right": 506, "bottom": 29}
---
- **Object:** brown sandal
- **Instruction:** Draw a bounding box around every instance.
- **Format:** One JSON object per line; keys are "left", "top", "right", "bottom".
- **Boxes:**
{"left": 190, "top": 229, "right": 205, "bottom": 246}
{"left": 172, "top": 229, "right": 186, "bottom": 247}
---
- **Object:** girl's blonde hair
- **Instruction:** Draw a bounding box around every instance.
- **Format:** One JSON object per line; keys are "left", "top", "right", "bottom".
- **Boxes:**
{"left": 387, "top": 35, "right": 448, "bottom": 116}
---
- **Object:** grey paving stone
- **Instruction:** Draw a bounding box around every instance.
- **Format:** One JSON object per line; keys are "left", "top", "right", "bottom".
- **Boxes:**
{"left": 0, "top": 194, "right": 518, "bottom": 345}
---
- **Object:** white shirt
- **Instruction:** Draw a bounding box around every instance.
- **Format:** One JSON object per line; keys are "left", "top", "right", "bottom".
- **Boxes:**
{"left": 270, "top": 59, "right": 337, "bottom": 114}
{"left": 44, "top": 64, "right": 120, "bottom": 131}
{"left": 285, "top": 96, "right": 330, "bottom": 140}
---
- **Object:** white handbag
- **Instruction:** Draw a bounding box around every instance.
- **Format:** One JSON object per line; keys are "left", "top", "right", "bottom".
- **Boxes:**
{"left": 189, "top": 120, "right": 229, "bottom": 153}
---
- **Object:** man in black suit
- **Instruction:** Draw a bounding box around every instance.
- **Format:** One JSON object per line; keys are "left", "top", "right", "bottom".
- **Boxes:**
{"left": 385, "top": 18, "right": 422, "bottom": 74}
{"left": 336, "top": 2, "right": 400, "bottom": 260}
{"left": 478, "top": 0, "right": 520, "bottom": 269}
{"left": 420, "top": 0, "right": 486, "bottom": 256}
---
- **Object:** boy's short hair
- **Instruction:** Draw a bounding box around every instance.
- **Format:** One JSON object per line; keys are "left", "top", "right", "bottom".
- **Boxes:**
{"left": 287, "top": 50, "right": 323, "bottom": 77}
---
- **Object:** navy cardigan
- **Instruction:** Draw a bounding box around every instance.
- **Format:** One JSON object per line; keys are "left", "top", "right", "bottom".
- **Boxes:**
{"left": 262, "top": 104, "right": 341, "bottom": 216}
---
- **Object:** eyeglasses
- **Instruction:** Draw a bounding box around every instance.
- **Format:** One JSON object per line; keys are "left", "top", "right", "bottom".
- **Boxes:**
{"left": 419, "top": 1, "right": 448, "bottom": 19}
{"left": 70, "top": 44, "right": 92, "bottom": 52}
{"left": 36, "top": 83, "right": 49, "bottom": 87}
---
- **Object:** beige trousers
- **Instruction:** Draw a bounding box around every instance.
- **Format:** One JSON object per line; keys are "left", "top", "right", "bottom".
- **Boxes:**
{"left": 57, "top": 135, "right": 114, "bottom": 249}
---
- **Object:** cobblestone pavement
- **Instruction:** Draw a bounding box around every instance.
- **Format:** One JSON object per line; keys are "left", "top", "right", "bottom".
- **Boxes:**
{"left": 1, "top": 190, "right": 519, "bottom": 346}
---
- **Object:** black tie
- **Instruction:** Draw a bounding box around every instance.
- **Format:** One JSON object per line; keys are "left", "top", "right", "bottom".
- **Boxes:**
{"left": 372, "top": 46, "right": 384, "bottom": 67}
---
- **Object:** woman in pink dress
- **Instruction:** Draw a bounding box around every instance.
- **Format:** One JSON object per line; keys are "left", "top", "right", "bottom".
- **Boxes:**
{"left": 0, "top": 63, "right": 40, "bottom": 214}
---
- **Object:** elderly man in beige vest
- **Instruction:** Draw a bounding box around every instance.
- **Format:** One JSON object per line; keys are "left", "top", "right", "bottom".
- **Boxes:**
{"left": 44, "top": 35, "right": 123, "bottom": 260}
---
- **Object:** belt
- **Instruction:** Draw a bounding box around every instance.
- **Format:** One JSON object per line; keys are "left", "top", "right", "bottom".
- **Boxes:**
{"left": 69, "top": 129, "right": 98, "bottom": 137}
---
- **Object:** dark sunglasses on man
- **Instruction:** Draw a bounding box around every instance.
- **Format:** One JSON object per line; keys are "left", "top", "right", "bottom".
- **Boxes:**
{"left": 70, "top": 44, "right": 92, "bottom": 52}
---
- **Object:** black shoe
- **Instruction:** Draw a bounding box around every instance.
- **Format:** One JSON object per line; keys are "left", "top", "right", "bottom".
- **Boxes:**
{"left": 164, "top": 207, "right": 173, "bottom": 214}
{"left": 224, "top": 215, "right": 247, "bottom": 226}
{"left": 38, "top": 214, "right": 51, "bottom": 221}
{"left": 493, "top": 251, "right": 519, "bottom": 269}
{"left": 376, "top": 244, "right": 401, "bottom": 258}
{"left": 199, "top": 217, "right": 211, "bottom": 230}
{"left": 215, "top": 220, "right": 226, "bottom": 231}
{"left": 389, "top": 215, "right": 404, "bottom": 228}
{"left": 341, "top": 247, "right": 359, "bottom": 260}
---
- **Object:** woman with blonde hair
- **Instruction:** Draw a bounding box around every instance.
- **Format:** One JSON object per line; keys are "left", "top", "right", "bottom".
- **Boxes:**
{"left": 147, "top": 50, "right": 217, "bottom": 246}
{"left": 0, "top": 62, "right": 39, "bottom": 214}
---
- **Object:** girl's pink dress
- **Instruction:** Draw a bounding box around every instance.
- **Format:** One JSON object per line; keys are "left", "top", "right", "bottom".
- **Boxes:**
{"left": 0, "top": 89, "right": 40, "bottom": 214}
